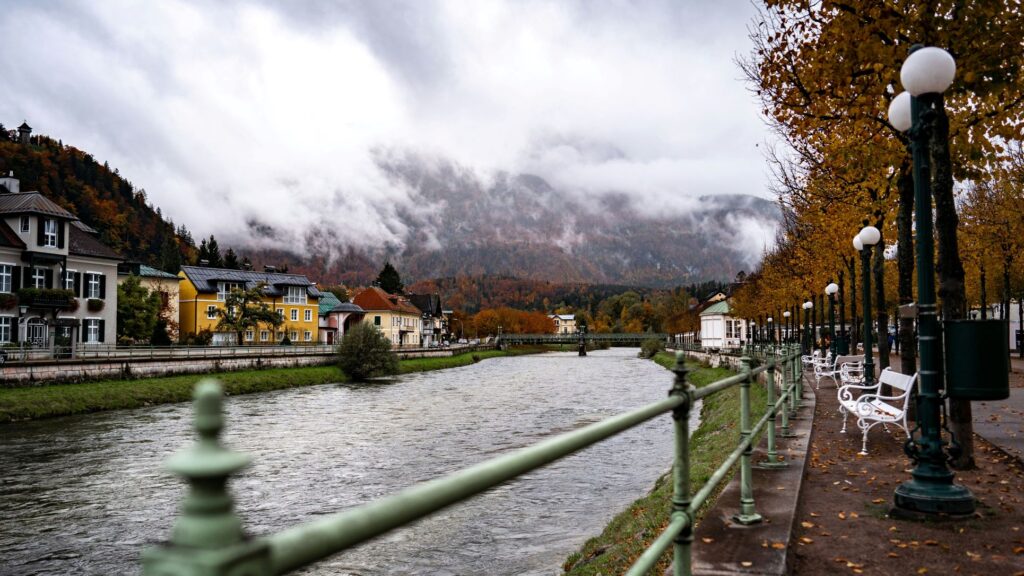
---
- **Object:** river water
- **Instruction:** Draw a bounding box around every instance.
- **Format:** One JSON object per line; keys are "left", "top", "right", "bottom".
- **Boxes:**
{"left": 0, "top": 348, "right": 692, "bottom": 575}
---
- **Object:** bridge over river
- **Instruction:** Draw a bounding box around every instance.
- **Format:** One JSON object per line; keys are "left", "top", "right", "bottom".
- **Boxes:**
{"left": 499, "top": 332, "right": 669, "bottom": 345}
{"left": 0, "top": 348, "right": 694, "bottom": 575}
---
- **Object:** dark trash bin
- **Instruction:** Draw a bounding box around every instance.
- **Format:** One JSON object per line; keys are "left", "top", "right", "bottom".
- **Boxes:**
{"left": 943, "top": 319, "right": 1009, "bottom": 401}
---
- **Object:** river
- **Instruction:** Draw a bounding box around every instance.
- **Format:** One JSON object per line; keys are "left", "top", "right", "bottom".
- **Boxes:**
{"left": 0, "top": 348, "right": 694, "bottom": 575}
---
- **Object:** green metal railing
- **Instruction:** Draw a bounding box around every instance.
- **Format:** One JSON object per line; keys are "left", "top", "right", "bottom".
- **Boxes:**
{"left": 143, "top": 345, "right": 803, "bottom": 575}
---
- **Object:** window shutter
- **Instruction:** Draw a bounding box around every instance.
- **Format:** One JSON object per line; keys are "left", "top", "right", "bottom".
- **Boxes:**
{"left": 74, "top": 272, "right": 82, "bottom": 297}
{"left": 80, "top": 322, "right": 86, "bottom": 343}
{"left": 12, "top": 266, "right": 20, "bottom": 291}
{"left": 57, "top": 221, "right": 65, "bottom": 248}
{"left": 99, "top": 275, "right": 106, "bottom": 299}
{"left": 37, "top": 217, "right": 44, "bottom": 245}
{"left": 11, "top": 321, "right": 18, "bottom": 343}
{"left": 22, "top": 267, "right": 30, "bottom": 288}
{"left": 44, "top": 269, "right": 53, "bottom": 289}
{"left": 98, "top": 320, "right": 105, "bottom": 342}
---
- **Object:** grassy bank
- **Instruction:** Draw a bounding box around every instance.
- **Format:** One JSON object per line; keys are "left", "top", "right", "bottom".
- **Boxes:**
{"left": 0, "top": 346, "right": 550, "bottom": 423}
{"left": 562, "top": 351, "right": 768, "bottom": 575}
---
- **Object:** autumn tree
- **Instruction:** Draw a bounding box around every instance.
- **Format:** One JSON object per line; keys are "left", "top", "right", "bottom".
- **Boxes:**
{"left": 215, "top": 283, "right": 283, "bottom": 345}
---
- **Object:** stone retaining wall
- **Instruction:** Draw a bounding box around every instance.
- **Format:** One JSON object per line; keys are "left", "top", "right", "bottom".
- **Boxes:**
{"left": 0, "top": 344, "right": 499, "bottom": 386}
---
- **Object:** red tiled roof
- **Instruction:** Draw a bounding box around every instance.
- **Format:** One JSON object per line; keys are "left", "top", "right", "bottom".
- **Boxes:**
{"left": 352, "top": 286, "right": 422, "bottom": 315}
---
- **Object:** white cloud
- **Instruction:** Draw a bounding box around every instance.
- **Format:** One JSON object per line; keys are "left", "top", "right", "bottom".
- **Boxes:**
{"left": 0, "top": 0, "right": 774, "bottom": 252}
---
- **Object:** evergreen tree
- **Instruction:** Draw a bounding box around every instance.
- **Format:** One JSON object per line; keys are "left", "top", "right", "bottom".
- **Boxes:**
{"left": 160, "top": 236, "right": 181, "bottom": 274}
{"left": 223, "top": 248, "right": 240, "bottom": 270}
{"left": 375, "top": 261, "right": 404, "bottom": 294}
{"left": 206, "top": 235, "right": 223, "bottom": 268}
{"left": 198, "top": 239, "right": 209, "bottom": 263}
{"left": 117, "top": 276, "right": 162, "bottom": 344}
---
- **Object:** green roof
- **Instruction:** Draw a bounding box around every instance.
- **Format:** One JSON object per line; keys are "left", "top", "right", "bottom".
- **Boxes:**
{"left": 138, "top": 265, "right": 181, "bottom": 280}
{"left": 319, "top": 292, "right": 341, "bottom": 315}
{"left": 699, "top": 300, "right": 731, "bottom": 316}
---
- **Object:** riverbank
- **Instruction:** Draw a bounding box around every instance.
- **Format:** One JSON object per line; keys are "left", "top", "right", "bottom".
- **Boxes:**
{"left": 0, "top": 346, "right": 550, "bottom": 423}
{"left": 562, "top": 351, "right": 768, "bottom": 575}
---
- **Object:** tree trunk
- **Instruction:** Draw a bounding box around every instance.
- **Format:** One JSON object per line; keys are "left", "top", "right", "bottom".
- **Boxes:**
{"left": 897, "top": 162, "right": 917, "bottom": 378}
{"left": 1002, "top": 255, "right": 1011, "bottom": 321}
{"left": 874, "top": 227, "right": 890, "bottom": 374}
{"left": 848, "top": 256, "right": 858, "bottom": 352}
{"left": 931, "top": 102, "right": 975, "bottom": 470}
{"left": 981, "top": 263, "right": 987, "bottom": 319}
{"left": 1019, "top": 289, "right": 1023, "bottom": 358}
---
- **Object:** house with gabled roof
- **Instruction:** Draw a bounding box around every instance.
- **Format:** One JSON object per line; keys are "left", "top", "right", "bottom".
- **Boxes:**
{"left": 699, "top": 299, "right": 745, "bottom": 350}
{"left": 409, "top": 292, "right": 444, "bottom": 347}
{"left": 0, "top": 172, "right": 120, "bottom": 349}
{"left": 178, "top": 265, "right": 320, "bottom": 345}
{"left": 548, "top": 313, "right": 576, "bottom": 334}
{"left": 352, "top": 286, "right": 422, "bottom": 347}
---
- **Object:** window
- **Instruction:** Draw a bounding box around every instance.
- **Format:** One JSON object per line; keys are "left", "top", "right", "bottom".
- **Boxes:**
{"left": 62, "top": 270, "right": 75, "bottom": 291}
{"left": 276, "top": 331, "right": 284, "bottom": 341}
{"left": 217, "top": 282, "right": 242, "bottom": 301}
{"left": 290, "top": 309, "right": 298, "bottom": 321}
{"left": 0, "top": 317, "right": 11, "bottom": 343}
{"left": 31, "top": 267, "right": 46, "bottom": 289}
{"left": 19, "top": 216, "right": 29, "bottom": 233}
{"left": 304, "top": 309, "right": 312, "bottom": 322}
{"left": 245, "top": 330, "right": 254, "bottom": 341}
{"left": 85, "top": 273, "right": 102, "bottom": 298}
{"left": 284, "top": 286, "right": 306, "bottom": 304}
{"left": 276, "top": 308, "right": 284, "bottom": 320}
{"left": 43, "top": 219, "right": 57, "bottom": 247}
{"left": 289, "top": 331, "right": 297, "bottom": 341}
{"left": 260, "top": 330, "right": 269, "bottom": 342}
{"left": 0, "top": 265, "right": 11, "bottom": 293}
{"left": 85, "top": 319, "right": 101, "bottom": 343}
{"left": 304, "top": 331, "right": 312, "bottom": 341}
{"left": 207, "top": 305, "right": 218, "bottom": 319}
{"left": 374, "top": 315, "right": 381, "bottom": 326}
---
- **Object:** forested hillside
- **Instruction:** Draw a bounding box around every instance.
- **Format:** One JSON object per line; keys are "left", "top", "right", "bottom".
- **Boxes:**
{"left": 0, "top": 126, "right": 194, "bottom": 270}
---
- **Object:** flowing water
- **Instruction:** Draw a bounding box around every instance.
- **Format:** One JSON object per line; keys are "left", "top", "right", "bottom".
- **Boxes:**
{"left": 0, "top": 348, "right": 696, "bottom": 575}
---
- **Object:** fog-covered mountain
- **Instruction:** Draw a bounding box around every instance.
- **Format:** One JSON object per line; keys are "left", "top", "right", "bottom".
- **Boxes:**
{"left": 260, "top": 154, "right": 780, "bottom": 288}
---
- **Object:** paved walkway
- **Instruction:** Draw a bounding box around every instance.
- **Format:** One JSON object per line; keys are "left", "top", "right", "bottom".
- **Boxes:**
{"left": 973, "top": 389, "right": 1024, "bottom": 462}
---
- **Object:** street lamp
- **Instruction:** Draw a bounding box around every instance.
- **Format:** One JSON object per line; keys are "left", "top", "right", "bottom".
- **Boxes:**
{"left": 826, "top": 282, "right": 839, "bottom": 356}
{"left": 855, "top": 227, "right": 880, "bottom": 391}
{"left": 783, "top": 310, "right": 791, "bottom": 343}
{"left": 767, "top": 317, "right": 774, "bottom": 345}
{"left": 887, "top": 45, "right": 974, "bottom": 516}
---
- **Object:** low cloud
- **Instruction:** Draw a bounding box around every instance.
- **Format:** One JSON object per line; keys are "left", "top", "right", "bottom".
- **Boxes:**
{"left": 0, "top": 0, "right": 774, "bottom": 256}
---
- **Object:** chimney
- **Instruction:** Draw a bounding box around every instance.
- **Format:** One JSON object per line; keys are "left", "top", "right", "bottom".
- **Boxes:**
{"left": 0, "top": 171, "right": 19, "bottom": 194}
{"left": 264, "top": 265, "right": 277, "bottom": 273}
{"left": 199, "top": 259, "right": 210, "bottom": 267}
{"left": 242, "top": 262, "right": 253, "bottom": 271}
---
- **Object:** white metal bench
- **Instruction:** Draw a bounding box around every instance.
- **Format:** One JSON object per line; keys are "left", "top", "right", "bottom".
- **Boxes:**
{"left": 837, "top": 367, "right": 917, "bottom": 455}
{"left": 813, "top": 354, "right": 862, "bottom": 389}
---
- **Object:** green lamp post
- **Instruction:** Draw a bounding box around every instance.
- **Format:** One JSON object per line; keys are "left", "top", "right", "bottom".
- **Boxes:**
{"left": 802, "top": 300, "right": 813, "bottom": 354}
{"left": 854, "top": 227, "right": 879, "bottom": 389}
{"left": 826, "top": 282, "right": 839, "bottom": 356}
{"left": 887, "top": 45, "right": 974, "bottom": 515}
{"left": 783, "top": 310, "right": 791, "bottom": 343}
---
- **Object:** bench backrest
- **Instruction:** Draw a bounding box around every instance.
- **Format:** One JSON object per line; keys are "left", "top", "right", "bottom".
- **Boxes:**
{"left": 833, "top": 355, "right": 862, "bottom": 368}
{"left": 879, "top": 367, "right": 917, "bottom": 393}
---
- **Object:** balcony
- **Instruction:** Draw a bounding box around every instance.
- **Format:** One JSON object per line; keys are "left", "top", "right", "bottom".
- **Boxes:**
{"left": 15, "top": 288, "right": 76, "bottom": 310}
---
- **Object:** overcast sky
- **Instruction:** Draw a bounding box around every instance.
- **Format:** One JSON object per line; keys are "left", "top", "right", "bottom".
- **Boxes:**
{"left": 0, "top": 0, "right": 774, "bottom": 251}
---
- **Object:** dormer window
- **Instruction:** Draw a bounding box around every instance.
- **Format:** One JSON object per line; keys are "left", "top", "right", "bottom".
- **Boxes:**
{"left": 43, "top": 219, "right": 58, "bottom": 247}
{"left": 217, "top": 282, "right": 242, "bottom": 301}
{"left": 19, "top": 216, "right": 29, "bottom": 233}
{"left": 284, "top": 286, "right": 306, "bottom": 304}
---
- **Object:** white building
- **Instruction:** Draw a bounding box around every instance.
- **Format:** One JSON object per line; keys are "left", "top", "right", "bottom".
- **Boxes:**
{"left": 699, "top": 300, "right": 745, "bottom": 349}
{"left": 549, "top": 314, "right": 576, "bottom": 334}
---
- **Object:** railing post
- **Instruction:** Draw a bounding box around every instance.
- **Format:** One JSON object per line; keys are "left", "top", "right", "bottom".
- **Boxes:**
{"left": 143, "top": 380, "right": 271, "bottom": 576}
{"left": 760, "top": 350, "right": 787, "bottom": 468}
{"left": 733, "top": 356, "right": 763, "bottom": 525}
{"left": 778, "top": 352, "right": 793, "bottom": 438}
{"left": 670, "top": 352, "right": 694, "bottom": 576}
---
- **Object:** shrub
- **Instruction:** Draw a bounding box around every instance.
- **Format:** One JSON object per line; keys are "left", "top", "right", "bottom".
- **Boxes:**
{"left": 338, "top": 322, "right": 399, "bottom": 381}
{"left": 280, "top": 335, "right": 292, "bottom": 346}
{"left": 87, "top": 298, "right": 105, "bottom": 312}
{"left": 638, "top": 337, "right": 665, "bottom": 359}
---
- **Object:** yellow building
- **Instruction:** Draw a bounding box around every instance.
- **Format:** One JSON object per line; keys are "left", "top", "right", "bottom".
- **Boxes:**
{"left": 179, "top": 265, "right": 320, "bottom": 345}
{"left": 352, "top": 286, "right": 422, "bottom": 347}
